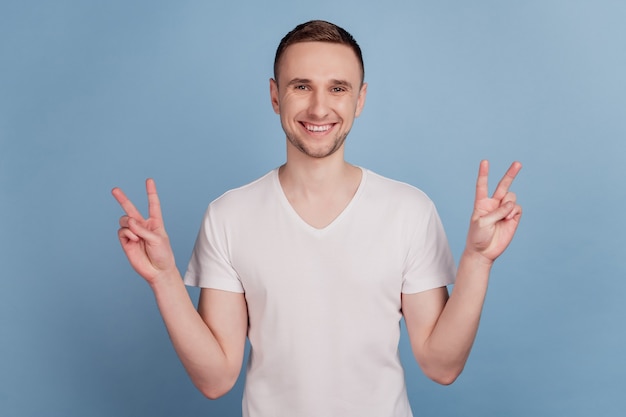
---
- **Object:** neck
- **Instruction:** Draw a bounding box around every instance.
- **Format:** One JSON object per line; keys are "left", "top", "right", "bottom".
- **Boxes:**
{"left": 278, "top": 143, "right": 363, "bottom": 230}
{"left": 279, "top": 143, "right": 358, "bottom": 197}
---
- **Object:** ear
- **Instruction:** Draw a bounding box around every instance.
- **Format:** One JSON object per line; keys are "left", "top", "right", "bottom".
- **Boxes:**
{"left": 354, "top": 82, "right": 367, "bottom": 118}
{"left": 270, "top": 78, "right": 280, "bottom": 114}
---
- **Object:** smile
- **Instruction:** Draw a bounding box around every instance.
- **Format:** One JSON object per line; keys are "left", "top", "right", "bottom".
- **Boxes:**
{"left": 302, "top": 122, "right": 334, "bottom": 132}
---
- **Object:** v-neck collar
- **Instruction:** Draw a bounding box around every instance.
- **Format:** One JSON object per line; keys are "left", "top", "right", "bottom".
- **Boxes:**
{"left": 272, "top": 167, "right": 367, "bottom": 235}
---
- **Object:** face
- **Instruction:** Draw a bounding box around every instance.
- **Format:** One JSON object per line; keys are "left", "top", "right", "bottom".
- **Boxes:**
{"left": 270, "top": 42, "right": 367, "bottom": 159}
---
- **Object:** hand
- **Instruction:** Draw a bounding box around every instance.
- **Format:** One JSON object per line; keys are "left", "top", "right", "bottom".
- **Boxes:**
{"left": 112, "top": 179, "right": 178, "bottom": 286}
{"left": 465, "top": 160, "right": 522, "bottom": 263}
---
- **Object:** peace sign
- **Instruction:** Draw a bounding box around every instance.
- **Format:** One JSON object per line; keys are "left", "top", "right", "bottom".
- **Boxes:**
{"left": 465, "top": 160, "right": 523, "bottom": 263}
{"left": 112, "top": 179, "right": 178, "bottom": 286}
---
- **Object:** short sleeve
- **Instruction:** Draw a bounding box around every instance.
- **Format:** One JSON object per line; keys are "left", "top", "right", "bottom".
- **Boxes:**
{"left": 183, "top": 205, "right": 245, "bottom": 293}
{"left": 401, "top": 201, "right": 456, "bottom": 294}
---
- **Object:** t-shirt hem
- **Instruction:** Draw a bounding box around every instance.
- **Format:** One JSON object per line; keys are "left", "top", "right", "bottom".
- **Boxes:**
{"left": 401, "top": 276, "right": 455, "bottom": 294}
{"left": 183, "top": 273, "right": 245, "bottom": 293}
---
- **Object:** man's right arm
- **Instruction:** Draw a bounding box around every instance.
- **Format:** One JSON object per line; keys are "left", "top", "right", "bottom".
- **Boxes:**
{"left": 151, "top": 277, "right": 248, "bottom": 399}
{"left": 112, "top": 179, "right": 247, "bottom": 399}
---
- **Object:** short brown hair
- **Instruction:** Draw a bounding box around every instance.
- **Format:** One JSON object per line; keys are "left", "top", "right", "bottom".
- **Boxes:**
{"left": 273, "top": 20, "right": 364, "bottom": 84}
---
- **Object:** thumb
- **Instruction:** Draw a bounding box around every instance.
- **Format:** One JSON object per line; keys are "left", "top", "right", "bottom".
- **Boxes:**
{"left": 481, "top": 201, "right": 516, "bottom": 224}
{"left": 128, "top": 218, "right": 161, "bottom": 243}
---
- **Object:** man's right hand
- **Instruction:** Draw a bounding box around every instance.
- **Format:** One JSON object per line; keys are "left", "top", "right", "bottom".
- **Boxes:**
{"left": 112, "top": 179, "right": 247, "bottom": 399}
{"left": 112, "top": 179, "right": 178, "bottom": 286}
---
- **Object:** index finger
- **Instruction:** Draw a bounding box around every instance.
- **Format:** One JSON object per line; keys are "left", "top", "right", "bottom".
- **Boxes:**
{"left": 492, "top": 161, "right": 522, "bottom": 201}
{"left": 111, "top": 186, "right": 146, "bottom": 222}
{"left": 475, "top": 159, "right": 490, "bottom": 202}
{"left": 146, "top": 178, "right": 163, "bottom": 221}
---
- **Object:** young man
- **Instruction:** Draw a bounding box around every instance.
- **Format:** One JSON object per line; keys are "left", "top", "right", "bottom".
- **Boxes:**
{"left": 112, "top": 20, "right": 522, "bottom": 417}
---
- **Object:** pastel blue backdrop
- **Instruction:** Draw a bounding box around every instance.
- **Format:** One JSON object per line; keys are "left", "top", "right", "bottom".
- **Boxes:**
{"left": 1, "top": 1, "right": 625, "bottom": 416}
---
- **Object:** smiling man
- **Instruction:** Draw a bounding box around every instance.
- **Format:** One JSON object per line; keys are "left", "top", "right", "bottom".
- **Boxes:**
{"left": 112, "top": 20, "right": 522, "bottom": 417}
{"left": 271, "top": 40, "right": 366, "bottom": 160}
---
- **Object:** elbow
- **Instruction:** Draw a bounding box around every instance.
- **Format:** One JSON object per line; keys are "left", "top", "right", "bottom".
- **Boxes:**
{"left": 422, "top": 363, "right": 464, "bottom": 386}
{"left": 196, "top": 375, "right": 238, "bottom": 400}
{"left": 201, "top": 389, "right": 228, "bottom": 401}
{"left": 415, "top": 348, "right": 467, "bottom": 386}
{"left": 189, "top": 357, "right": 242, "bottom": 400}
{"left": 429, "top": 369, "right": 461, "bottom": 386}
{"left": 199, "top": 382, "right": 234, "bottom": 400}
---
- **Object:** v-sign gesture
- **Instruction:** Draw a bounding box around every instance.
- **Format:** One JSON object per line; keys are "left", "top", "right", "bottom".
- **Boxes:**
{"left": 466, "top": 160, "right": 522, "bottom": 263}
{"left": 112, "top": 179, "right": 178, "bottom": 286}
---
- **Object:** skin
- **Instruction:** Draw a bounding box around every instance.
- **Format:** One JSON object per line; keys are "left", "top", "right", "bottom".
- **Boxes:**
{"left": 402, "top": 159, "right": 522, "bottom": 384}
{"left": 112, "top": 180, "right": 248, "bottom": 399}
{"left": 112, "top": 40, "right": 522, "bottom": 396}
{"left": 270, "top": 42, "right": 367, "bottom": 228}
{"left": 271, "top": 42, "right": 366, "bottom": 161}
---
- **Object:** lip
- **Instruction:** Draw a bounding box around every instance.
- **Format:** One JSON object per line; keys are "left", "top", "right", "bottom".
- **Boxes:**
{"left": 300, "top": 121, "right": 336, "bottom": 135}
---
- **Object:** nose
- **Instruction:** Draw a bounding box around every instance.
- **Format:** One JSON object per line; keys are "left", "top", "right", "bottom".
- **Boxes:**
{"left": 308, "top": 89, "right": 329, "bottom": 119}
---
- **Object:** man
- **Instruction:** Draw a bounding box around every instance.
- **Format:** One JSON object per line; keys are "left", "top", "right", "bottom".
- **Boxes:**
{"left": 112, "top": 20, "right": 522, "bottom": 417}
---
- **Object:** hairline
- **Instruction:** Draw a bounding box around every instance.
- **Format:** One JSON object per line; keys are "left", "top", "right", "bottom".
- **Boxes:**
{"left": 273, "top": 21, "right": 365, "bottom": 86}
{"left": 274, "top": 41, "right": 365, "bottom": 87}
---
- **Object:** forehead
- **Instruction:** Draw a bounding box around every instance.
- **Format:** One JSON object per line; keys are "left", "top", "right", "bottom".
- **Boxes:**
{"left": 277, "top": 42, "right": 362, "bottom": 83}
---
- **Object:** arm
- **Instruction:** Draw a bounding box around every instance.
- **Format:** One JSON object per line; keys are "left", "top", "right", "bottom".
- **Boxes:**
{"left": 403, "top": 160, "right": 522, "bottom": 385}
{"left": 112, "top": 179, "right": 248, "bottom": 399}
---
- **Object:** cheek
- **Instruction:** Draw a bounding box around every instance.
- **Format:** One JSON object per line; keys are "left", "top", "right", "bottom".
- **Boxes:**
{"left": 337, "top": 99, "right": 360, "bottom": 117}
{"left": 281, "top": 95, "right": 309, "bottom": 116}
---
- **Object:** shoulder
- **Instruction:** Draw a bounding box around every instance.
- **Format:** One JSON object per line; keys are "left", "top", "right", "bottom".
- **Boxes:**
{"left": 356, "top": 168, "right": 448, "bottom": 249}
{"left": 362, "top": 168, "right": 435, "bottom": 210}
{"left": 205, "top": 169, "right": 278, "bottom": 219}
{"left": 212, "top": 169, "right": 276, "bottom": 205}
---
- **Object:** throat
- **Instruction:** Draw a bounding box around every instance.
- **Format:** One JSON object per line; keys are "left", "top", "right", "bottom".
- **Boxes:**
{"left": 279, "top": 164, "right": 363, "bottom": 229}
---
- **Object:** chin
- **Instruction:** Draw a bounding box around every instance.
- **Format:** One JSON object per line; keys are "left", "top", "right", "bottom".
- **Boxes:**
{"left": 288, "top": 134, "right": 347, "bottom": 160}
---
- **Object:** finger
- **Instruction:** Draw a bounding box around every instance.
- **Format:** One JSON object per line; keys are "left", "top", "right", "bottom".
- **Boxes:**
{"left": 127, "top": 217, "right": 161, "bottom": 243}
{"left": 475, "top": 160, "right": 490, "bottom": 202}
{"left": 119, "top": 215, "right": 128, "bottom": 228}
{"left": 502, "top": 193, "right": 518, "bottom": 220}
{"left": 118, "top": 227, "right": 140, "bottom": 242}
{"left": 145, "top": 179, "right": 163, "bottom": 222}
{"left": 506, "top": 203, "right": 522, "bottom": 220}
{"left": 502, "top": 191, "right": 517, "bottom": 205}
{"left": 119, "top": 215, "right": 144, "bottom": 229}
{"left": 492, "top": 161, "right": 522, "bottom": 201}
{"left": 481, "top": 201, "right": 517, "bottom": 224}
{"left": 112, "top": 187, "right": 146, "bottom": 222}
{"left": 499, "top": 191, "right": 521, "bottom": 220}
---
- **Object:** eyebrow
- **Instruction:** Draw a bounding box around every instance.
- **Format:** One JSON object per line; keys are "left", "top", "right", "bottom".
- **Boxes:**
{"left": 286, "top": 78, "right": 311, "bottom": 86}
{"left": 286, "top": 78, "right": 354, "bottom": 90}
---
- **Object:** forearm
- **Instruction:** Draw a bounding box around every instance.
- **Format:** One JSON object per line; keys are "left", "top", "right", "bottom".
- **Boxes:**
{"left": 412, "top": 160, "right": 521, "bottom": 384}
{"left": 420, "top": 250, "right": 492, "bottom": 382}
{"left": 150, "top": 273, "right": 237, "bottom": 398}
{"left": 113, "top": 181, "right": 242, "bottom": 397}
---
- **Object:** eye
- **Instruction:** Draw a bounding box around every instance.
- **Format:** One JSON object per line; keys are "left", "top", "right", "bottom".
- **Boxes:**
{"left": 295, "top": 85, "right": 308, "bottom": 90}
{"left": 331, "top": 86, "right": 346, "bottom": 93}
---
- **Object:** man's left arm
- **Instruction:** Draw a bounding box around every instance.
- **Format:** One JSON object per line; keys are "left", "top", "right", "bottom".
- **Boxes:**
{"left": 402, "top": 160, "right": 522, "bottom": 385}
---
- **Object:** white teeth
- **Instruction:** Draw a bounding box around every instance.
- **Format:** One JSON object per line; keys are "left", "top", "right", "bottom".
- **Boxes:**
{"left": 305, "top": 124, "right": 331, "bottom": 132}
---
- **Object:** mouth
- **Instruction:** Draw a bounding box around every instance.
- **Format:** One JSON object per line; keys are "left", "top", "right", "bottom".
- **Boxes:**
{"left": 301, "top": 122, "right": 335, "bottom": 133}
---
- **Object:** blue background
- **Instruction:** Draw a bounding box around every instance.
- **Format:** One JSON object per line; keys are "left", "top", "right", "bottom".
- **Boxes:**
{"left": 1, "top": 1, "right": 625, "bottom": 416}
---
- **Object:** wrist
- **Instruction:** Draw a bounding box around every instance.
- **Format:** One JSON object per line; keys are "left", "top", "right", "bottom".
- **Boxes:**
{"left": 461, "top": 248, "right": 495, "bottom": 269}
{"left": 149, "top": 268, "right": 183, "bottom": 293}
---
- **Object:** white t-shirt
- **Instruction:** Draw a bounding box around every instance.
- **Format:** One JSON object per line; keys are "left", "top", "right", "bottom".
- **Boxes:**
{"left": 184, "top": 167, "right": 456, "bottom": 417}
